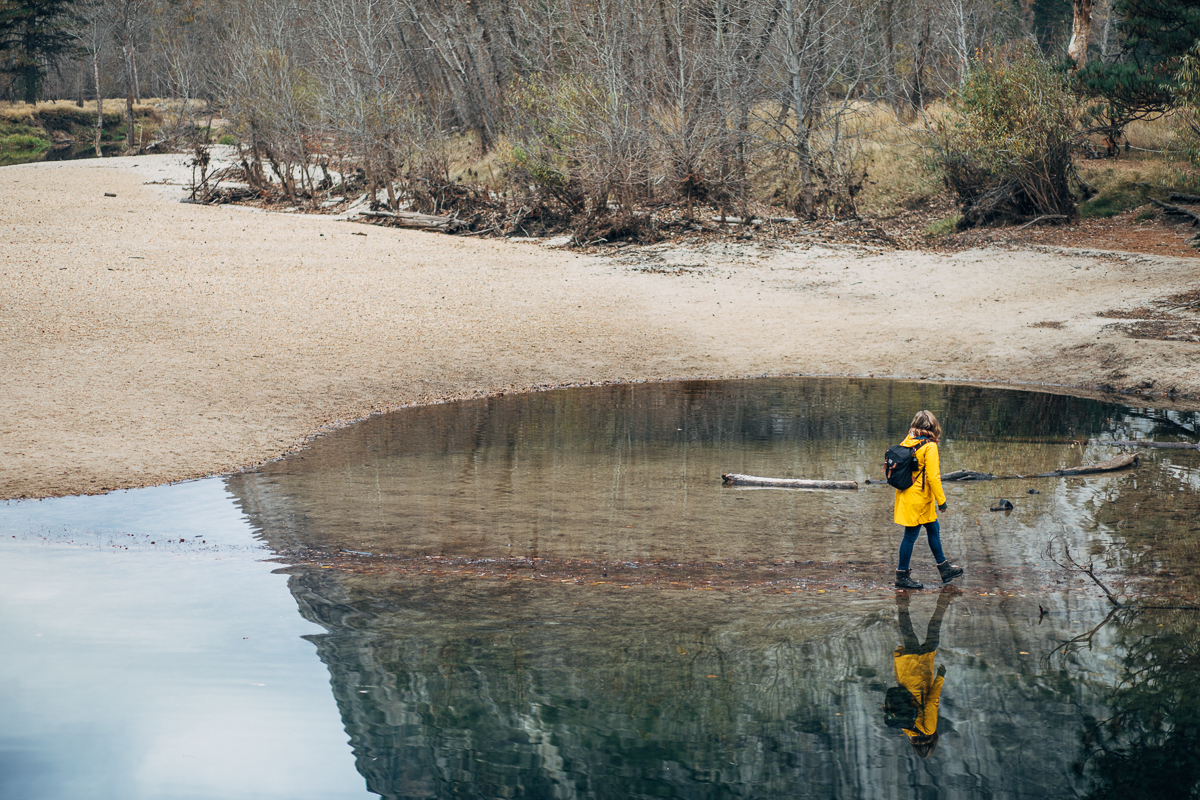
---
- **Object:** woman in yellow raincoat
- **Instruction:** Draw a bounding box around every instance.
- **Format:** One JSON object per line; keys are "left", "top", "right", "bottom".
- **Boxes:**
{"left": 893, "top": 410, "right": 963, "bottom": 590}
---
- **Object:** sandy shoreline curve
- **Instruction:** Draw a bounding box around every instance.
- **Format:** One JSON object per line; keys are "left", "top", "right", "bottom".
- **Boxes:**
{"left": 3, "top": 154, "right": 1198, "bottom": 499}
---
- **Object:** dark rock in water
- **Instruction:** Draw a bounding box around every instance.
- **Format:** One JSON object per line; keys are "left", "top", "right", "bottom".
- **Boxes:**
{"left": 990, "top": 499, "right": 1015, "bottom": 512}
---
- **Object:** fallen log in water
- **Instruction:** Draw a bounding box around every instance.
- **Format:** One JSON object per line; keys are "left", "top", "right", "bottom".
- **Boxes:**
{"left": 722, "top": 473, "right": 858, "bottom": 490}
{"left": 872, "top": 453, "right": 1141, "bottom": 485}
{"left": 1092, "top": 440, "right": 1200, "bottom": 451}
{"left": 943, "top": 470, "right": 998, "bottom": 481}
{"left": 1034, "top": 451, "right": 1139, "bottom": 477}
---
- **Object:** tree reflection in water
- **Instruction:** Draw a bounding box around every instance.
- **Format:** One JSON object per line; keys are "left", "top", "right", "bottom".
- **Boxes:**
{"left": 222, "top": 377, "right": 1200, "bottom": 799}
{"left": 1073, "top": 609, "right": 1200, "bottom": 799}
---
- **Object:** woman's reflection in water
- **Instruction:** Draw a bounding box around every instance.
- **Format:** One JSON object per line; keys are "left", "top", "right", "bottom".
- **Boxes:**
{"left": 885, "top": 590, "right": 956, "bottom": 758}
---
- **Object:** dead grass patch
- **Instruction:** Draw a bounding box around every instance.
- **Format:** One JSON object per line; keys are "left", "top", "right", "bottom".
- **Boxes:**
{"left": 1097, "top": 307, "right": 1179, "bottom": 320}
{"left": 1101, "top": 287, "right": 1200, "bottom": 342}
{"left": 1106, "top": 320, "right": 1200, "bottom": 342}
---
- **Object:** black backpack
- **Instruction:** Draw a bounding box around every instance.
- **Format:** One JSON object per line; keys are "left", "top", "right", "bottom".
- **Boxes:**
{"left": 884, "top": 439, "right": 929, "bottom": 491}
{"left": 884, "top": 686, "right": 920, "bottom": 728}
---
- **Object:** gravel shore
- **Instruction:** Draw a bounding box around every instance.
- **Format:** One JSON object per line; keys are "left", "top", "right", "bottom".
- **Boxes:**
{"left": 3, "top": 155, "right": 1198, "bottom": 499}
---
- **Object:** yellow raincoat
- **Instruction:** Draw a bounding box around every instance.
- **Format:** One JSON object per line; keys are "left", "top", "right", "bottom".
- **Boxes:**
{"left": 893, "top": 436, "right": 946, "bottom": 526}
{"left": 893, "top": 648, "right": 944, "bottom": 737}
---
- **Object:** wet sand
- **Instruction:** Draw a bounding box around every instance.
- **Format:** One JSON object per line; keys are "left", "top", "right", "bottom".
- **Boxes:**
{"left": 3, "top": 154, "right": 1198, "bottom": 499}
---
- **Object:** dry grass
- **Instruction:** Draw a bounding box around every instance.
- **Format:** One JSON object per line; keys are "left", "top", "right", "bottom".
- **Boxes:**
{"left": 1077, "top": 154, "right": 1200, "bottom": 218}
{"left": 739, "top": 99, "right": 946, "bottom": 216}
{"left": 839, "top": 101, "right": 946, "bottom": 216}
{"left": 453, "top": 144, "right": 508, "bottom": 189}
{"left": 1122, "top": 111, "right": 1189, "bottom": 155}
{"left": 0, "top": 97, "right": 208, "bottom": 123}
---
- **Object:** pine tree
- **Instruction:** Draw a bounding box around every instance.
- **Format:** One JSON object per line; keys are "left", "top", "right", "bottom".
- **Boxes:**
{"left": 1077, "top": 0, "right": 1200, "bottom": 131}
{"left": 0, "top": 0, "right": 81, "bottom": 104}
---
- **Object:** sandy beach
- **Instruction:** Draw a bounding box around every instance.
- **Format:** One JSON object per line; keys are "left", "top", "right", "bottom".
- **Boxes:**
{"left": 2, "top": 154, "right": 1198, "bottom": 499}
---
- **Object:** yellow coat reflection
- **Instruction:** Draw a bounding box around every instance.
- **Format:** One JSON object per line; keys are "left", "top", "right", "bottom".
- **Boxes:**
{"left": 893, "top": 648, "right": 944, "bottom": 737}
{"left": 886, "top": 590, "right": 954, "bottom": 757}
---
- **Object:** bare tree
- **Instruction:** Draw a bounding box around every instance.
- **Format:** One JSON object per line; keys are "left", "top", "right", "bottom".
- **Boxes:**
{"left": 103, "top": 0, "right": 151, "bottom": 149}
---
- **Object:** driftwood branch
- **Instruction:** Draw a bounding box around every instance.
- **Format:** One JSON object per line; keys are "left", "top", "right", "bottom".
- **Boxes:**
{"left": 1150, "top": 197, "right": 1200, "bottom": 226}
{"left": 1014, "top": 214, "right": 1069, "bottom": 231}
{"left": 1092, "top": 440, "right": 1199, "bottom": 451}
{"left": 780, "top": 449, "right": 1145, "bottom": 489}
{"left": 1044, "top": 535, "right": 1124, "bottom": 607}
{"left": 942, "top": 470, "right": 997, "bottom": 481}
{"left": 1034, "top": 452, "right": 1138, "bottom": 477}
{"left": 722, "top": 473, "right": 858, "bottom": 490}
{"left": 361, "top": 209, "right": 456, "bottom": 230}
{"left": 922, "top": 453, "right": 1140, "bottom": 483}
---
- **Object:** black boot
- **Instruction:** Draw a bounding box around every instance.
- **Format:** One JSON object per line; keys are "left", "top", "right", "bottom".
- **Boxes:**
{"left": 937, "top": 560, "right": 964, "bottom": 584}
{"left": 895, "top": 570, "right": 924, "bottom": 590}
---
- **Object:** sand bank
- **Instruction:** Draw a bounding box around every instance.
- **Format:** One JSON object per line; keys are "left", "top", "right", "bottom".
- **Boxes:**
{"left": 2, "top": 155, "right": 1197, "bottom": 498}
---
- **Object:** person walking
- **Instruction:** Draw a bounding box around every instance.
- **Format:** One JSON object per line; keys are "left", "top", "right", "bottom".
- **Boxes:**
{"left": 893, "top": 410, "right": 963, "bottom": 590}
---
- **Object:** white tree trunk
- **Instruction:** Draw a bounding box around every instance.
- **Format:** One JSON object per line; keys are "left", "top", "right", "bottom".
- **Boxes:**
{"left": 1067, "top": 0, "right": 1094, "bottom": 71}
{"left": 93, "top": 49, "right": 104, "bottom": 157}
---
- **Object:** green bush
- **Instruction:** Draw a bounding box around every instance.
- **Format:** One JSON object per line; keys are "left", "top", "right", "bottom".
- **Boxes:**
{"left": 218, "top": 134, "right": 236, "bottom": 146}
{"left": 1078, "top": 187, "right": 1142, "bottom": 218}
{"left": 0, "top": 133, "right": 50, "bottom": 166}
{"left": 1176, "top": 41, "right": 1200, "bottom": 168}
{"left": 932, "top": 44, "right": 1079, "bottom": 229}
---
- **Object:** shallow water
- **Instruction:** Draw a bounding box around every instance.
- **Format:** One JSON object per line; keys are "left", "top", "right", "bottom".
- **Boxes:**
{"left": 4, "top": 378, "right": 1200, "bottom": 799}
{"left": 0, "top": 141, "right": 123, "bottom": 167}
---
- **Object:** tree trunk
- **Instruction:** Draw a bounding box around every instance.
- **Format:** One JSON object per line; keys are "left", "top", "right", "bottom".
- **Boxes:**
{"left": 93, "top": 50, "right": 104, "bottom": 157}
{"left": 133, "top": 47, "right": 141, "bottom": 102}
{"left": 22, "top": 61, "right": 38, "bottom": 105}
{"left": 910, "top": 1, "right": 931, "bottom": 112}
{"left": 1067, "top": 0, "right": 1094, "bottom": 71}
{"left": 123, "top": 35, "right": 136, "bottom": 150}
{"left": 880, "top": 0, "right": 901, "bottom": 115}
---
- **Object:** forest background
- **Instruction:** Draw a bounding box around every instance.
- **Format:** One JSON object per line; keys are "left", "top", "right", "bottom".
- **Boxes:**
{"left": 2, "top": 0, "right": 1200, "bottom": 241}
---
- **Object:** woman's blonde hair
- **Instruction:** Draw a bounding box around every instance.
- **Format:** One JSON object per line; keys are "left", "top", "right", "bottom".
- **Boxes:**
{"left": 909, "top": 410, "right": 942, "bottom": 442}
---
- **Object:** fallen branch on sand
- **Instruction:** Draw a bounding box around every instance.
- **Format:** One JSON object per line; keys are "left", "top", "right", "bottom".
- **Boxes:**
{"left": 721, "top": 473, "right": 858, "bottom": 490}
{"left": 1150, "top": 197, "right": 1200, "bottom": 226}
{"left": 1014, "top": 214, "right": 1069, "bottom": 231}
{"left": 361, "top": 209, "right": 458, "bottom": 231}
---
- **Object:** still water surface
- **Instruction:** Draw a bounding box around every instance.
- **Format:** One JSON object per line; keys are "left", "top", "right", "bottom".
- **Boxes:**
{"left": 3, "top": 378, "right": 1200, "bottom": 799}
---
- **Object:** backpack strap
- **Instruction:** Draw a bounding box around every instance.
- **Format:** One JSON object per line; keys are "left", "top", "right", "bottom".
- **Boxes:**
{"left": 913, "top": 439, "right": 929, "bottom": 488}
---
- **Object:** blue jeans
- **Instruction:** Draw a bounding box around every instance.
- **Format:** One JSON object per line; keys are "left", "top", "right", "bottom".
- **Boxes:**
{"left": 898, "top": 520, "right": 946, "bottom": 571}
